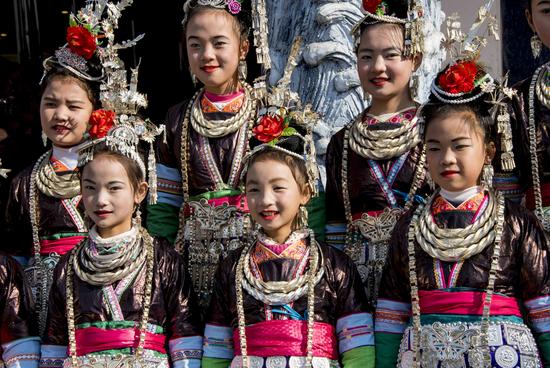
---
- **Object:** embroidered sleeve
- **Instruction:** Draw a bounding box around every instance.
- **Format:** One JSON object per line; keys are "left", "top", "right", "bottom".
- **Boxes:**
{"left": 39, "top": 345, "right": 66, "bottom": 368}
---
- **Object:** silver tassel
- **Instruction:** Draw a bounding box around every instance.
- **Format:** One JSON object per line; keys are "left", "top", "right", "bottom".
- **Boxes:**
{"left": 148, "top": 141, "right": 158, "bottom": 204}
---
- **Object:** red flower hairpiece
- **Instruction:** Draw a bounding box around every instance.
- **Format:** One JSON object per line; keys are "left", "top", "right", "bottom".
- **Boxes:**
{"left": 66, "top": 26, "right": 97, "bottom": 60}
{"left": 363, "top": 0, "right": 384, "bottom": 15}
{"left": 253, "top": 111, "right": 297, "bottom": 145}
{"left": 88, "top": 109, "right": 115, "bottom": 139}
{"left": 438, "top": 61, "right": 479, "bottom": 94}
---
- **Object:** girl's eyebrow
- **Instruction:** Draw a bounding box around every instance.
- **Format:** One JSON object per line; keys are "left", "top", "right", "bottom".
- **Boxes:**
{"left": 358, "top": 47, "right": 402, "bottom": 53}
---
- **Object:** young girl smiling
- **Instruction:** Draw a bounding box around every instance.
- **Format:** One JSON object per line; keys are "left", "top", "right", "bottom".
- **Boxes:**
{"left": 147, "top": 0, "right": 258, "bottom": 311}
{"left": 202, "top": 82, "right": 374, "bottom": 367}
{"left": 39, "top": 3, "right": 202, "bottom": 367}
{"left": 375, "top": 59, "right": 550, "bottom": 367}
{"left": 324, "top": 0, "right": 427, "bottom": 306}
{"left": 4, "top": 8, "right": 103, "bottom": 335}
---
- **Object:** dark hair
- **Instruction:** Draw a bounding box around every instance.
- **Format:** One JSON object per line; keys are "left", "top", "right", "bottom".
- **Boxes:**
{"left": 521, "top": 0, "right": 532, "bottom": 10}
{"left": 246, "top": 148, "right": 310, "bottom": 196}
{"left": 81, "top": 146, "right": 145, "bottom": 194}
{"left": 183, "top": 3, "right": 251, "bottom": 41}
{"left": 40, "top": 67, "right": 100, "bottom": 108}
{"left": 421, "top": 100, "right": 494, "bottom": 144}
{"left": 358, "top": 22, "right": 406, "bottom": 54}
{"left": 246, "top": 120, "right": 310, "bottom": 196}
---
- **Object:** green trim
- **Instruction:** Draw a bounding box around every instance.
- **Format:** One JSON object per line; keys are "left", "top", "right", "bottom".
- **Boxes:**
{"left": 146, "top": 202, "right": 179, "bottom": 244}
{"left": 201, "top": 356, "right": 232, "bottom": 368}
{"left": 76, "top": 321, "right": 164, "bottom": 334}
{"left": 342, "top": 346, "right": 375, "bottom": 368}
{"left": 375, "top": 332, "right": 401, "bottom": 368}
{"left": 536, "top": 332, "right": 550, "bottom": 366}
{"left": 189, "top": 189, "right": 242, "bottom": 201}
{"left": 306, "top": 192, "right": 326, "bottom": 241}
{"left": 39, "top": 232, "right": 87, "bottom": 241}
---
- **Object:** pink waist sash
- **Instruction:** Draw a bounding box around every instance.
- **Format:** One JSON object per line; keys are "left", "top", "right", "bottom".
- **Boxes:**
{"left": 419, "top": 290, "right": 522, "bottom": 316}
{"left": 233, "top": 320, "right": 337, "bottom": 359}
{"left": 38, "top": 236, "right": 85, "bottom": 255}
{"left": 75, "top": 327, "right": 166, "bottom": 356}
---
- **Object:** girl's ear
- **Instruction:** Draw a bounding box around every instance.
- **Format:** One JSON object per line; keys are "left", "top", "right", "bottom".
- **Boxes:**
{"left": 485, "top": 141, "right": 496, "bottom": 164}
{"left": 240, "top": 39, "right": 250, "bottom": 61}
{"left": 134, "top": 181, "right": 149, "bottom": 204}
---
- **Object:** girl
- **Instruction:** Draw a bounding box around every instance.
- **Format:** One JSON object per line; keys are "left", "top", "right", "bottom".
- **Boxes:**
{"left": 510, "top": 0, "right": 550, "bottom": 231}
{"left": 202, "top": 100, "right": 374, "bottom": 368}
{"left": 0, "top": 253, "right": 40, "bottom": 367}
{"left": 375, "top": 61, "right": 550, "bottom": 367}
{"left": 4, "top": 13, "right": 103, "bottom": 335}
{"left": 147, "top": 0, "right": 257, "bottom": 310}
{"left": 40, "top": 114, "right": 202, "bottom": 368}
{"left": 324, "top": 0, "right": 427, "bottom": 306}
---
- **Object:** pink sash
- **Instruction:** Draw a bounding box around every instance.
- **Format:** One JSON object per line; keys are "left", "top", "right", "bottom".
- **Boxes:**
{"left": 75, "top": 327, "right": 166, "bottom": 356}
{"left": 419, "top": 290, "right": 522, "bottom": 316}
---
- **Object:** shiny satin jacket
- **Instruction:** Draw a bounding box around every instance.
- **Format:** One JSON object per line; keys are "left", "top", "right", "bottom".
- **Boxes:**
{"left": 511, "top": 77, "right": 550, "bottom": 194}
{"left": 208, "top": 243, "right": 370, "bottom": 328}
{"left": 324, "top": 119, "right": 426, "bottom": 223}
{"left": 4, "top": 165, "right": 85, "bottom": 257}
{"left": 375, "top": 197, "right": 550, "bottom": 367}
{"left": 43, "top": 240, "right": 202, "bottom": 347}
{"left": 0, "top": 253, "right": 37, "bottom": 342}
{"left": 159, "top": 99, "right": 249, "bottom": 197}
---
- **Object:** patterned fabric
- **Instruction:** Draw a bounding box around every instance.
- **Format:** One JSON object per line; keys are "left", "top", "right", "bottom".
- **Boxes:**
{"left": 169, "top": 336, "right": 203, "bottom": 368}
{"left": 525, "top": 295, "right": 550, "bottom": 333}
{"left": 324, "top": 223, "right": 346, "bottom": 251}
{"left": 49, "top": 158, "right": 71, "bottom": 173}
{"left": 2, "top": 337, "right": 40, "bottom": 368}
{"left": 374, "top": 299, "right": 411, "bottom": 334}
{"left": 39, "top": 345, "right": 66, "bottom": 368}
{"left": 433, "top": 260, "right": 465, "bottom": 289}
{"left": 155, "top": 164, "right": 183, "bottom": 208}
{"left": 203, "top": 324, "right": 234, "bottom": 360}
{"left": 201, "top": 91, "right": 244, "bottom": 114}
{"left": 363, "top": 108, "right": 416, "bottom": 126}
{"left": 430, "top": 191, "right": 486, "bottom": 216}
{"left": 335, "top": 313, "right": 374, "bottom": 353}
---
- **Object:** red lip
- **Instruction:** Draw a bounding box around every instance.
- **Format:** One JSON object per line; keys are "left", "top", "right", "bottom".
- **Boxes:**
{"left": 53, "top": 125, "right": 71, "bottom": 134}
{"left": 94, "top": 210, "right": 112, "bottom": 218}
{"left": 440, "top": 170, "right": 459, "bottom": 178}
{"left": 201, "top": 66, "right": 219, "bottom": 73}
{"left": 260, "top": 211, "right": 279, "bottom": 221}
{"left": 370, "top": 78, "right": 389, "bottom": 87}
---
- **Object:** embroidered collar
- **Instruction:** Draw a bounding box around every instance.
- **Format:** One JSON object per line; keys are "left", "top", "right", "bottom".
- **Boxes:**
{"left": 431, "top": 190, "right": 486, "bottom": 216}
{"left": 51, "top": 142, "right": 87, "bottom": 172}
{"left": 363, "top": 106, "right": 417, "bottom": 126}
{"left": 254, "top": 229, "right": 309, "bottom": 261}
{"left": 201, "top": 90, "right": 245, "bottom": 114}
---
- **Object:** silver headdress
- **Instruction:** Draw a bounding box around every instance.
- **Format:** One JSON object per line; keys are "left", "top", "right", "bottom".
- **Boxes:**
{"left": 352, "top": 0, "right": 425, "bottom": 57}
{"left": 243, "top": 37, "right": 320, "bottom": 196}
{"left": 77, "top": 0, "right": 164, "bottom": 203}
{"left": 428, "top": 0, "right": 516, "bottom": 171}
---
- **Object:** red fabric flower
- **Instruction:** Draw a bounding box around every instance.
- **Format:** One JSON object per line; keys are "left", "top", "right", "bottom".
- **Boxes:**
{"left": 437, "top": 61, "right": 479, "bottom": 94}
{"left": 66, "top": 26, "right": 97, "bottom": 60}
{"left": 253, "top": 114, "right": 286, "bottom": 143}
{"left": 88, "top": 110, "right": 115, "bottom": 139}
{"left": 363, "top": 0, "right": 382, "bottom": 14}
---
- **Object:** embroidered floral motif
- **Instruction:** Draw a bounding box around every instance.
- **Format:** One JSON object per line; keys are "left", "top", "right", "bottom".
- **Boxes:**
{"left": 200, "top": 93, "right": 244, "bottom": 114}
{"left": 431, "top": 192, "right": 486, "bottom": 216}
{"left": 363, "top": 108, "right": 416, "bottom": 126}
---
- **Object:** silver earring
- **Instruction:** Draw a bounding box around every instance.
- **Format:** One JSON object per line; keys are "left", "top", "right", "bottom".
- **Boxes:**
{"left": 238, "top": 60, "right": 247, "bottom": 81}
{"left": 189, "top": 67, "right": 198, "bottom": 87}
{"left": 41, "top": 131, "right": 48, "bottom": 147}
{"left": 296, "top": 205, "right": 309, "bottom": 229}
{"left": 482, "top": 163, "right": 494, "bottom": 189}
{"left": 531, "top": 34, "right": 543, "bottom": 59}
{"left": 409, "top": 73, "right": 420, "bottom": 101}
{"left": 133, "top": 205, "right": 142, "bottom": 227}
